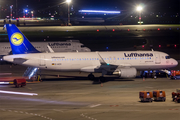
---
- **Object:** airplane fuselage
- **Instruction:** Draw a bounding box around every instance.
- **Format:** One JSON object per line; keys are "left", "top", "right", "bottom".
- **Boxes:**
{"left": 3, "top": 51, "right": 178, "bottom": 73}
{"left": 0, "top": 41, "right": 91, "bottom": 56}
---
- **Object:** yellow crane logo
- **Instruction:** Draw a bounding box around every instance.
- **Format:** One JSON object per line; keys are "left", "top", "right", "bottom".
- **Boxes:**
{"left": 11, "top": 32, "right": 24, "bottom": 46}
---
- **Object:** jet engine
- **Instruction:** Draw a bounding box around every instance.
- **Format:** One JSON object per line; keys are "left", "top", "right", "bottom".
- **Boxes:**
{"left": 113, "top": 68, "right": 137, "bottom": 78}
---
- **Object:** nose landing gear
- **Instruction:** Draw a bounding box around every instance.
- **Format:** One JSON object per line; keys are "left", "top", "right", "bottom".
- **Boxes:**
{"left": 88, "top": 73, "right": 95, "bottom": 80}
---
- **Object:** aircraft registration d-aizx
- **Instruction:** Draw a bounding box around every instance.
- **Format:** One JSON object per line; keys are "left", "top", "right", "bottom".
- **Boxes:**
{"left": 3, "top": 24, "right": 178, "bottom": 81}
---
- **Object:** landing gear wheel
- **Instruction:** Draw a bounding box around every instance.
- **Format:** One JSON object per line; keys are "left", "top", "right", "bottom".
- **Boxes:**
{"left": 88, "top": 74, "right": 95, "bottom": 80}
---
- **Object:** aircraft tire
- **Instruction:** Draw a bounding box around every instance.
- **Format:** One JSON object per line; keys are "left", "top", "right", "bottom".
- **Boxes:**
{"left": 88, "top": 74, "right": 95, "bottom": 80}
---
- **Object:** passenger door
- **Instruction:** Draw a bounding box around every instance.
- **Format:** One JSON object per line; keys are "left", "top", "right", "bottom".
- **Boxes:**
{"left": 39, "top": 55, "right": 46, "bottom": 66}
{"left": 155, "top": 54, "right": 161, "bottom": 64}
{"left": 1, "top": 45, "right": 4, "bottom": 53}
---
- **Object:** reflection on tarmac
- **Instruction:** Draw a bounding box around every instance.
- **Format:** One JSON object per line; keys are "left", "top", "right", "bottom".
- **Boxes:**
{"left": 0, "top": 94, "right": 88, "bottom": 106}
{"left": 0, "top": 90, "right": 38, "bottom": 96}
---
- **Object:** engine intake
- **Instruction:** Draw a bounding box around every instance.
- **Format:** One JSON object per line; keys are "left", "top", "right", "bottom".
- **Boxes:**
{"left": 113, "top": 68, "right": 137, "bottom": 78}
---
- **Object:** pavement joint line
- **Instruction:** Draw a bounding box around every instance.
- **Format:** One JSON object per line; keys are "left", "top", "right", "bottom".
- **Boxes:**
{"left": 81, "top": 113, "right": 97, "bottom": 120}
{"left": 0, "top": 109, "right": 54, "bottom": 120}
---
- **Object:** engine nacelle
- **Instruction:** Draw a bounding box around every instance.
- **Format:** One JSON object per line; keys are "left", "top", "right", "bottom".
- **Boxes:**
{"left": 113, "top": 68, "right": 137, "bottom": 78}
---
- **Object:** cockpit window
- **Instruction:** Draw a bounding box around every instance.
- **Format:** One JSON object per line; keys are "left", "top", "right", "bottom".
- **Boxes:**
{"left": 81, "top": 45, "right": 85, "bottom": 48}
{"left": 165, "top": 56, "right": 170, "bottom": 59}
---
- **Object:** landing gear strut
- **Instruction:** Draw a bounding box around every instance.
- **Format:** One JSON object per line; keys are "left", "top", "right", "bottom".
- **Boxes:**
{"left": 152, "top": 70, "right": 157, "bottom": 79}
{"left": 99, "top": 76, "right": 106, "bottom": 83}
{"left": 99, "top": 70, "right": 107, "bottom": 83}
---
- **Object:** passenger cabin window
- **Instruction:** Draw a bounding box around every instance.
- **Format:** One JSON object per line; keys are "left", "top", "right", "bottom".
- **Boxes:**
{"left": 165, "top": 56, "right": 170, "bottom": 59}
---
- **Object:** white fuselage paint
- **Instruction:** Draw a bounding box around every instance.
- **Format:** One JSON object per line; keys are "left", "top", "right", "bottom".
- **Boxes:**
{"left": 3, "top": 51, "right": 178, "bottom": 73}
{"left": 0, "top": 41, "right": 91, "bottom": 56}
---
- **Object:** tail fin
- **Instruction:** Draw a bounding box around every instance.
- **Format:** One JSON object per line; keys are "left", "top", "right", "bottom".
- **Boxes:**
{"left": 6, "top": 24, "right": 40, "bottom": 54}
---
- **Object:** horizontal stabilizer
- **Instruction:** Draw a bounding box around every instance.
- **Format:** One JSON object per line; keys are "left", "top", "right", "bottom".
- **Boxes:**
{"left": 13, "top": 58, "right": 28, "bottom": 64}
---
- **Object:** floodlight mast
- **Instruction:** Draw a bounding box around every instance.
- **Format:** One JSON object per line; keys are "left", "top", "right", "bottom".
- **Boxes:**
{"left": 66, "top": 0, "right": 71, "bottom": 26}
{"left": 137, "top": 6, "right": 143, "bottom": 25}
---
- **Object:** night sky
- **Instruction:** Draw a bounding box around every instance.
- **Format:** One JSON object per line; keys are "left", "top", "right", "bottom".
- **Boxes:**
{"left": 3, "top": 0, "right": 180, "bottom": 12}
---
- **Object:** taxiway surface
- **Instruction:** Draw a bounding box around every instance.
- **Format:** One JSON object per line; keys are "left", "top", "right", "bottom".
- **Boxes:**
{"left": 0, "top": 70, "right": 180, "bottom": 120}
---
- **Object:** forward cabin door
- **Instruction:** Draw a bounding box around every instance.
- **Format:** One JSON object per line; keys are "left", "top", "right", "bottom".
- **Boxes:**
{"left": 39, "top": 55, "right": 46, "bottom": 66}
{"left": 1, "top": 45, "right": 4, "bottom": 53}
{"left": 155, "top": 54, "right": 161, "bottom": 64}
{"left": 72, "top": 43, "right": 77, "bottom": 52}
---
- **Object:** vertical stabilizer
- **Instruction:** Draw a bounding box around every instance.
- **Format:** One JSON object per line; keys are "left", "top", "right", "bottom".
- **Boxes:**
{"left": 6, "top": 24, "right": 40, "bottom": 54}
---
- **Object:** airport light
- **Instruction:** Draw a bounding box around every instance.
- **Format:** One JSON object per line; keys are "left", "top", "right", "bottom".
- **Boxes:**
{"left": 10, "top": 5, "right": 13, "bottom": 20}
{"left": 79, "top": 10, "right": 121, "bottom": 14}
{"left": 66, "top": 0, "right": 71, "bottom": 3}
{"left": 137, "top": 6, "right": 142, "bottom": 11}
{"left": 66, "top": 0, "right": 71, "bottom": 26}
{"left": 136, "top": 6, "right": 143, "bottom": 25}
{"left": 31, "top": 11, "right": 34, "bottom": 20}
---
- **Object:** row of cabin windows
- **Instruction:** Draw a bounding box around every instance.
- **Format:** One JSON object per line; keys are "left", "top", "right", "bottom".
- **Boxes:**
{"left": 4, "top": 46, "right": 69, "bottom": 49}
{"left": 52, "top": 57, "right": 152, "bottom": 61}
{"left": 4, "top": 47, "right": 41, "bottom": 49}
{"left": 50, "top": 47, "right": 66, "bottom": 48}
{"left": 52, "top": 58, "right": 99, "bottom": 61}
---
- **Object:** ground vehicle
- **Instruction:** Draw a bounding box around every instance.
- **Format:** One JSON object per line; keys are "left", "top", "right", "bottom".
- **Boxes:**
{"left": 153, "top": 90, "right": 166, "bottom": 101}
{"left": 172, "top": 89, "right": 180, "bottom": 103}
{"left": 139, "top": 91, "right": 153, "bottom": 102}
{"left": 14, "top": 79, "right": 26, "bottom": 88}
{"left": 170, "top": 70, "right": 180, "bottom": 79}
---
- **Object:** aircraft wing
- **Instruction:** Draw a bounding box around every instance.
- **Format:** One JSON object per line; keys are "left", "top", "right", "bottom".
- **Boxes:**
{"left": 96, "top": 52, "right": 132, "bottom": 73}
{"left": 47, "top": 45, "right": 54, "bottom": 53}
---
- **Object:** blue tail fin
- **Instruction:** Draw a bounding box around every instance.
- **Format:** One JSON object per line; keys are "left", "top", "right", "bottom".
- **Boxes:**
{"left": 6, "top": 24, "right": 40, "bottom": 54}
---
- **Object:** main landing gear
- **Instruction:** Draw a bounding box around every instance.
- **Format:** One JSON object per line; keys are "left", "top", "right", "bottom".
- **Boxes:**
{"left": 99, "top": 76, "right": 106, "bottom": 83}
{"left": 88, "top": 73, "right": 107, "bottom": 83}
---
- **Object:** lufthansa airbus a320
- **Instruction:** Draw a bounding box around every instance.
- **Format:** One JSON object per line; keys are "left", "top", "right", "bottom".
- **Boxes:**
{"left": 3, "top": 24, "right": 178, "bottom": 81}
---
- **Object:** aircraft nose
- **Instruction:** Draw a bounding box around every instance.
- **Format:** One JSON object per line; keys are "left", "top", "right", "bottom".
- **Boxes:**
{"left": 173, "top": 59, "right": 178, "bottom": 66}
{"left": 84, "top": 47, "right": 91, "bottom": 52}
